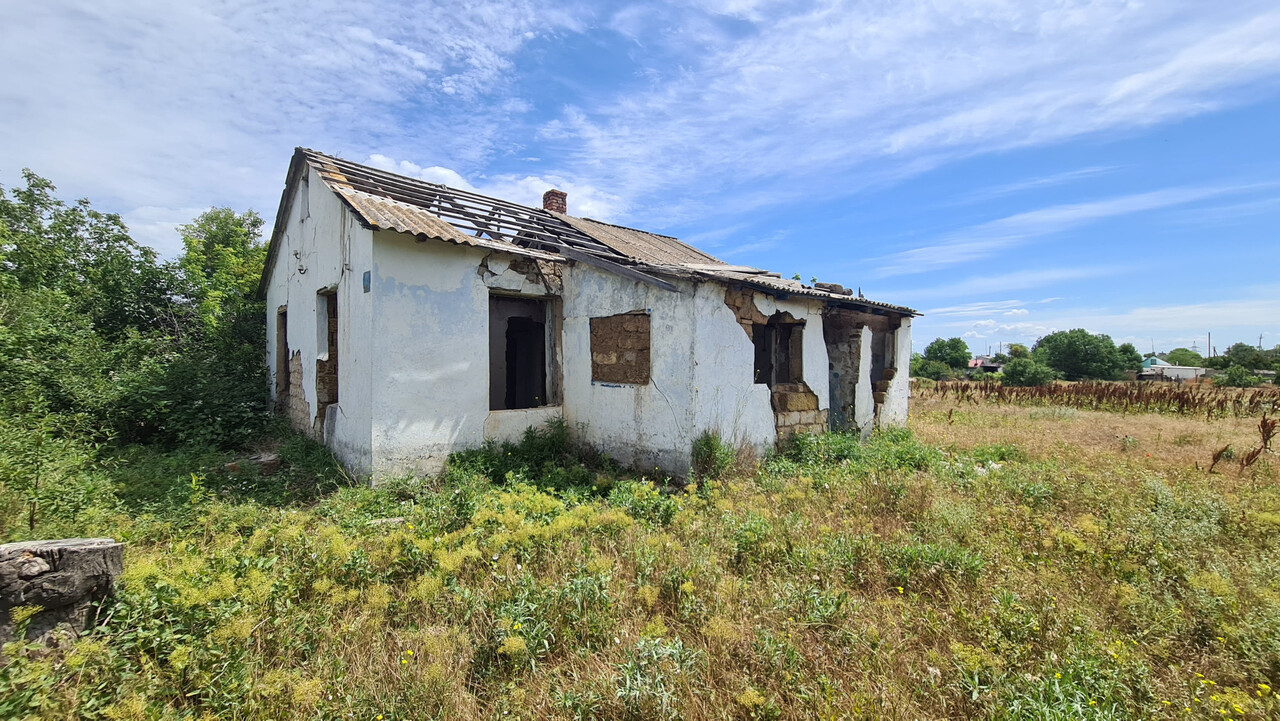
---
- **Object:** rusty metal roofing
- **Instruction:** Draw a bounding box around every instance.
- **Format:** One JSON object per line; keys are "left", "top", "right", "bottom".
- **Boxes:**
{"left": 259, "top": 148, "right": 917, "bottom": 315}
{"left": 684, "top": 267, "right": 918, "bottom": 316}
{"left": 556, "top": 214, "right": 724, "bottom": 267}
{"left": 303, "top": 149, "right": 621, "bottom": 263}
{"left": 333, "top": 186, "right": 562, "bottom": 261}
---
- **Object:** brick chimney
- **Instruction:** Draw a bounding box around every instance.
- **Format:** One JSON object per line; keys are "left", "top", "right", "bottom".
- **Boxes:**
{"left": 542, "top": 188, "right": 567, "bottom": 214}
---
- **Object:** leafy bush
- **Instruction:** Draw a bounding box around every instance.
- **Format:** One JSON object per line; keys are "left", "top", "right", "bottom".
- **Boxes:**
{"left": 1002, "top": 358, "right": 1056, "bottom": 387}
{"left": 913, "top": 357, "right": 954, "bottom": 380}
{"left": 1215, "top": 364, "right": 1261, "bottom": 388}
{"left": 691, "top": 431, "right": 734, "bottom": 479}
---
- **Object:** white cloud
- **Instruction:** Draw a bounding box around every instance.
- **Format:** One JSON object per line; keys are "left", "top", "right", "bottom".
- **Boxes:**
{"left": 947, "top": 166, "right": 1118, "bottom": 206}
{"left": 365, "top": 154, "right": 625, "bottom": 221}
{"left": 0, "top": 0, "right": 582, "bottom": 251}
{"left": 874, "top": 186, "right": 1256, "bottom": 277}
{"left": 544, "top": 2, "right": 1280, "bottom": 221}
{"left": 891, "top": 266, "right": 1125, "bottom": 305}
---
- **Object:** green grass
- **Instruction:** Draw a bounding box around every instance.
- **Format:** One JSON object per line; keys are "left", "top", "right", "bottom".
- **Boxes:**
{"left": 2, "top": 421, "right": 1278, "bottom": 720}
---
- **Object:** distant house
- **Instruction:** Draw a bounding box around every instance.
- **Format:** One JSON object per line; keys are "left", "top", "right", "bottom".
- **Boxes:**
{"left": 258, "top": 148, "right": 919, "bottom": 480}
{"left": 968, "top": 355, "right": 1003, "bottom": 374}
{"left": 1139, "top": 356, "right": 1205, "bottom": 381}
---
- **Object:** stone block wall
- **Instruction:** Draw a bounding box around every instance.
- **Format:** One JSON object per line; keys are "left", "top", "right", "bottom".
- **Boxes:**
{"left": 771, "top": 382, "right": 828, "bottom": 439}
{"left": 590, "top": 311, "right": 651, "bottom": 384}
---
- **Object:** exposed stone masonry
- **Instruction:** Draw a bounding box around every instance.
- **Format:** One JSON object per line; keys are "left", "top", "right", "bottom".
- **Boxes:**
{"left": 723, "top": 286, "right": 768, "bottom": 339}
{"left": 771, "top": 382, "right": 828, "bottom": 440}
{"left": 590, "top": 311, "right": 651, "bottom": 384}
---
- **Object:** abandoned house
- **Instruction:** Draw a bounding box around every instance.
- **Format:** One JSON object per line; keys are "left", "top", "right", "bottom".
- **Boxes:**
{"left": 259, "top": 148, "right": 918, "bottom": 479}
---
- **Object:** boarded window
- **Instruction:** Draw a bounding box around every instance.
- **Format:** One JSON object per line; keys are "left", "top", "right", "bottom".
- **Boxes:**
{"left": 315, "top": 291, "right": 338, "bottom": 412}
{"left": 490, "top": 295, "right": 549, "bottom": 410}
{"left": 753, "top": 316, "right": 803, "bottom": 386}
{"left": 275, "top": 307, "right": 290, "bottom": 411}
{"left": 590, "top": 311, "right": 651, "bottom": 384}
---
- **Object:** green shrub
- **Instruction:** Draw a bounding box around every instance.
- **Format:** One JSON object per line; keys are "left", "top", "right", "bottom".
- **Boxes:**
{"left": 1214, "top": 364, "right": 1261, "bottom": 388}
{"left": 1002, "top": 358, "right": 1057, "bottom": 387}
{"left": 691, "top": 431, "right": 734, "bottom": 479}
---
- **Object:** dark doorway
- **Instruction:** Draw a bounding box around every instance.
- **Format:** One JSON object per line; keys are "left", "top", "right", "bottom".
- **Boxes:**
{"left": 753, "top": 315, "right": 804, "bottom": 386}
{"left": 490, "top": 296, "right": 550, "bottom": 410}
{"left": 275, "top": 307, "right": 290, "bottom": 412}
{"left": 504, "top": 316, "right": 546, "bottom": 409}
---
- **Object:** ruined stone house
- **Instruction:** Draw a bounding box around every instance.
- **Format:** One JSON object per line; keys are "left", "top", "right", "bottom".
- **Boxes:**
{"left": 258, "top": 148, "right": 918, "bottom": 479}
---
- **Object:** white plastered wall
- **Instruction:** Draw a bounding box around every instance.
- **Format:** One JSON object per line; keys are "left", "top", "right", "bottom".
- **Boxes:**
{"left": 876, "top": 317, "right": 913, "bottom": 427}
{"left": 368, "top": 231, "right": 563, "bottom": 478}
{"left": 562, "top": 265, "right": 830, "bottom": 474}
{"left": 264, "top": 166, "right": 375, "bottom": 473}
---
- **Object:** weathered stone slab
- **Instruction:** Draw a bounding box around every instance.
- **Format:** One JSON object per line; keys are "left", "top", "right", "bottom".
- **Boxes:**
{"left": 0, "top": 538, "right": 123, "bottom": 644}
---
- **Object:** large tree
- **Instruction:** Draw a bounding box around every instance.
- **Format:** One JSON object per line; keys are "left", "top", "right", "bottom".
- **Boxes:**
{"left": 1165, "top": 348, "right": 1203, "bottom": 367}
{"left": 1116, "top": 342, "right": 1143, "bottom": 372}
{"left": 1032, "top": 329, "right": 1125, "bottom": 381}
{"left": 1224, "top": 342, "right": 1267, "bottom": 370}
{"left": 923, "top": 337, "right": 971, "bottom": 369}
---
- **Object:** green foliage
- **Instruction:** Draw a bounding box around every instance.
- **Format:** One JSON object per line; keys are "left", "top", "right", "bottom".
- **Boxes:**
{"left": 1165, "top": 347, "right": 1203, "bottom": 367}
{"left": 1001, "top": 357, "right": 1056, "bottom": 387}
{"left": 1115, "top": 343, "right": 1143, "bottom": 372}
{"left": 691, "top": 431, "right": 734, "bottom": 479}
{"left": 1007, "top": 343, "right": 1030, "bottom": 360}
{"left": 0, "top": 173, "right": 269, "bottom": 449}
{"left": 924, "top": 337, "right": 972, "bottom": 369}
{"left": 1032, "top": 329, "right": 1126, "bottom": 381}
{"left": 1215, "top": 364, "right": 1261, "bottom": 388}
{"left": 1225, "top": 342, "right": 1268, "bottom": 370}
{"left": 912, "top": 356, "right": 954, "bottom": 380}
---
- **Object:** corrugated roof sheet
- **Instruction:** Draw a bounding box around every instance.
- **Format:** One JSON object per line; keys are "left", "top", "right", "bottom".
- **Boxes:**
{"left": 556, "top": 214, "right": 724, "bottom": 266}
{"left": 687, "top": 267, "right": 918, "bottom": 315}
{"left": 263, "top": 148, "right": 918, "bottom": 315}
{"left": 334, "top": 187, "right": 562, "bottom": 261}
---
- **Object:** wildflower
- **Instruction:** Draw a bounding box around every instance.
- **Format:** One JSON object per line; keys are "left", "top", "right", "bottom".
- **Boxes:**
{"left": 1259, "top": 683, "right": 1271, "bottom": 694}
{"left": 406, "top": 650, "right": 413, "bottom": 656}
{"left": 513, "top": 622, "right": 522, "bottom": 631}
{"left": 1055, "top": 673, "right": 1062, "bottom": 679}
{"left": 896, "top": 587, "right": 904, "bottom": 594}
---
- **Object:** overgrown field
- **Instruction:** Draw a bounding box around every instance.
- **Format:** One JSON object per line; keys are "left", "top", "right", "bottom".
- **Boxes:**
{"left": 3, "top": 409, "right": 1279, "bottom": 720}
{"left": 917, "top": 379, "right": 1280, "bottom": 419}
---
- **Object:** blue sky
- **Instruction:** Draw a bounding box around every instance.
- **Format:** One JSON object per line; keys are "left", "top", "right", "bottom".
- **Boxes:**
{"left": 2, "top": 0, "right": 1278, "bottom": 353}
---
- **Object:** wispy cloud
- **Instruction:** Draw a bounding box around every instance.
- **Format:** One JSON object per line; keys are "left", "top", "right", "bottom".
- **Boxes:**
{"left": 0, "top": 0, "right": 582, "bottom": 253}
{"left": 885, "top": 266, "right": 1126, "bottom": 305}
{"left": 365, "top": 154, "right": 624, "bottom": 221}
{"left": 947, "top": 166, "right": 1118, "bottom": 205}
{"left": 874, "top": 185, "right": 1255, "bottom": 277}
{"left": 545, "top": 2, "right": 1280, "bottom": 222}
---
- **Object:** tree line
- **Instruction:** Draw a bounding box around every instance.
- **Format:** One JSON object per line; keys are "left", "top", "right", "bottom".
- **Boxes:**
{"left": 1, "top": 171, "right": 268, "bottom": 529}
{"left": 912, "top": 330, "right": 1279, "bottom": 387}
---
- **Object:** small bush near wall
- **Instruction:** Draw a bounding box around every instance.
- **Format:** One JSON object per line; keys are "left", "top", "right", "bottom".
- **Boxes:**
{"left": 691, "top": 431, "right": 734, "bottom": 479}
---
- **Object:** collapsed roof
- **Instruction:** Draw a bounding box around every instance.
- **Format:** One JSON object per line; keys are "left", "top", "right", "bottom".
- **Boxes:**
{"left": 259, "top": 148, "right": 917, "bottom": 317}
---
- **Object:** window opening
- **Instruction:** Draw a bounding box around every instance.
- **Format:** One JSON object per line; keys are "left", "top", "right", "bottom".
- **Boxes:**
{"left": 316, "top": 291, "right": 338, "bottom": 415}
{"left": 490, "top": 296, "right": 549, "bottom": 410}
{"left": 753, "top": 315, "right": 804, "bottom": 386}
{"left": 275, "top": 307, "right": 290, "bottom": 411}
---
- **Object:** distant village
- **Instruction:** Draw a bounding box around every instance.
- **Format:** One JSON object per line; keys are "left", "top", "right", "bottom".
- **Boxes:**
{"left": 911, "top": 331, "right": 1279, "bottom": 387}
